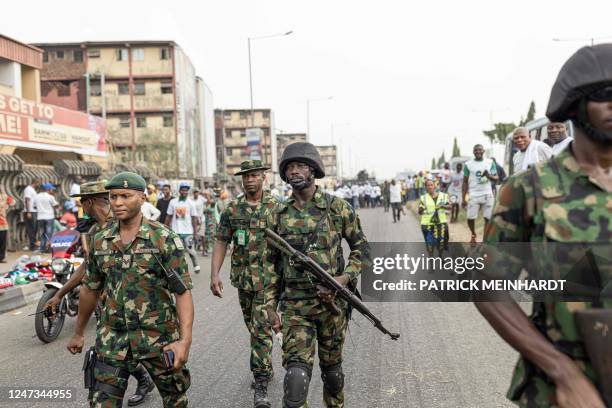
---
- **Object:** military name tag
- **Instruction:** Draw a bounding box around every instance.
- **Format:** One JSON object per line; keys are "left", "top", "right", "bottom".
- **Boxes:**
{"left": 236, "top": 229, "right": 247, "bottom": 246}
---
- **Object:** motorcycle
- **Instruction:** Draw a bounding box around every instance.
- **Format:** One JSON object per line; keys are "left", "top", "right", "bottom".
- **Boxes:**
{"left": 34, "top": 229, "right": 84, "bottom": 343}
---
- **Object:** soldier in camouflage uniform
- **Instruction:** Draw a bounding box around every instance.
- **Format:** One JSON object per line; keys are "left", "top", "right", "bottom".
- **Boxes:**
{"left": 266, "top": 142, "right": 371, "bottom": 408}
{"left": 67, "top": 172, "right": 194, "bottom": 408}
{"left": 210, "top": 160, "right": 278, "bottom": 408}
{"left": 475, "top": 44, "right": 612, "bottom": 407}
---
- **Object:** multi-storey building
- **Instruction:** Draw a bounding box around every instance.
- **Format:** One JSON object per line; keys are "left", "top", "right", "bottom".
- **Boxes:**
{"left": 316, "top": 144, "right": 338, "bottom": 187}
{"left": 214, "top": 109, "right": 276, "bottom": 177}
{"left": 276, "top": 132, "right": 306, "bottom": 160}
{"left": 35, "top": 40, "right": 215, "bottom": 180}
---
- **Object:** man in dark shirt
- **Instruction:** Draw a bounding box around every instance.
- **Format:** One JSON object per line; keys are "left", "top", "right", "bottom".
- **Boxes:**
{"left": 155, "top": 184, "right": 173, "bottom": 224}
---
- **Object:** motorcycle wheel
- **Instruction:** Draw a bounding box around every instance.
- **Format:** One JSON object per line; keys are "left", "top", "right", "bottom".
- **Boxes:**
{"left": 34, "top": 289, "right": 66, "bottom": 343}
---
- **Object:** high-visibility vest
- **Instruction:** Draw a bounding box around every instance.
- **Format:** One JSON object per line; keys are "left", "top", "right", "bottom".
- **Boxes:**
{"left": 419, "top": 192, "right": 448, "bottom": 225}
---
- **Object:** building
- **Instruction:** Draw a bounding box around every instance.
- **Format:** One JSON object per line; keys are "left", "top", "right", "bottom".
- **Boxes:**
{"left": 315, "top": 144, "right": 338, "bottom": 187}
{"left": 35, "top": 40, "right": 214, "bottom": 180}
{"left": 0, "top": 34, "right": 107, "bottom": 249}
{"left": 214, "top": 109, "right": 276, "bottom": 178}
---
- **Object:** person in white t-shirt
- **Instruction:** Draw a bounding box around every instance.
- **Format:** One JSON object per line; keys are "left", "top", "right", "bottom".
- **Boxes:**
{"left": 350, "top": 184, "right": 360, "bottom": 209}
{"left": 34, "top": 183, "right": 59, "bottom": 252}
{"left": 389, "top": 180, "right": 402, "bottom": 222}
{"left": 440, "top": 163, "right": 452, "bottom": 192}
{"left": 165, "top": 183, "right": 200, "bottom": 273}
{"left": 512, "top": 127, "right": 553, "bottom": 173}
{"left": 23, "top": 180, "right": 40, "bottom": 250}
{"left": 462, "top": 145, "right": 498, "bottom": 245}
{"left": 141, "top": 200, "right": 161, "bottom": 221}
{"left": 191, "top": 188, "right": 207, "bottom": 252}
{"left": 545, "top": 122, "right": 573, "bottom": 156}
{"left": 373, "top": 184, "right": 382, "bottom": 207}
{"left": 447, "top": 162, "right": 464, "bottom": 223}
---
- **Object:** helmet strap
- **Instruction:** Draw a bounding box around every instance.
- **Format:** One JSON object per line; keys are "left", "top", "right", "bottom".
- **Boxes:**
{"left": 575, "top": 98, "right": 612, "bottom": 145}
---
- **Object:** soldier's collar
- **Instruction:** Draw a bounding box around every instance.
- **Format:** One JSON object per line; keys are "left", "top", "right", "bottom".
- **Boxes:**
{"left": 103, "top": 216, "right": 150, "bottom": 240}
{"left": 313, "top": 187, "right": 327, "bottom": 209}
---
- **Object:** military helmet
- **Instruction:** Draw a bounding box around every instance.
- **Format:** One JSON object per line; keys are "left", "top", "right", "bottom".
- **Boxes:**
{"left": 278, "top": 142, "right": 325, "bottom": 182}
{"left": 547, "top": 44, "right": 612, "bottom": 122}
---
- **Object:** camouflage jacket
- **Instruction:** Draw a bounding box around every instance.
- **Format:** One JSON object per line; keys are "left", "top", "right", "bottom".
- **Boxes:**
{"left": 485, "top": 148, "right": 611, "bottom": 404}
{"left": 83, "top": 217, "right": 192, "bottom": 360}
{"left": 265, "top": 187, "right": 371, "bottom": 316}
{"left": 217, "top": 192, "right": 278, "bottom": 292}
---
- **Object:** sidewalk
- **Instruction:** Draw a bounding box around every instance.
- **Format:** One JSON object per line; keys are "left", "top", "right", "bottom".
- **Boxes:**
{"left": 0, "top": 249, "right": 50, "bottom": 314}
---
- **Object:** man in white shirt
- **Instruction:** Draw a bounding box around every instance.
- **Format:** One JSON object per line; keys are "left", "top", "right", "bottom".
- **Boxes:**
{"left": 23, "top": 180, "right": 40, "bottom": 250}
{"left": 545, "top": 122, "right": 573, "bottom": 156}
{"left": 462, "top": 145, "right": 498, "bottom": 245}
{"left": 191, "top": 188, "right": 207, "bottom": 253}
{"left": 512, "top": 127, "right": 553, "bottom": 173}
{"left": 350, "top": 184, "right": 360, "bottom": 209}
{"left": 165, "top": 183, "right": 200, "bottom": 273}
{"left": 141, "top": 200, "right": 161, "bottom": 221}
{"left": 373, "top": 184, "right": 382, "bottom": 207}
{"left": 34, "top": 183, "right": 59, "bottom": 252}
{"left": 389, "top": 179, "right": 402, "bottom": 222}
{"left": 447, "top": 163, "right": 464, "bottom": 223}
{"left": 364, "top": 183, "right": 373, "bottom": 208}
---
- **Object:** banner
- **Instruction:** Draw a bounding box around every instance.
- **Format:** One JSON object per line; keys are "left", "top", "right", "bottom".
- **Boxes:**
{"left": 0, "top": 94, "right": 107, "bottom": 156}
{"left": 246, "top": 127, "right": 263, "bottom": 160}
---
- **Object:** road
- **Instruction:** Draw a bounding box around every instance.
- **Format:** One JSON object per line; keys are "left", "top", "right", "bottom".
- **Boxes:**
{"left": 0, "top": 207, "right": 520, "bottom": 407}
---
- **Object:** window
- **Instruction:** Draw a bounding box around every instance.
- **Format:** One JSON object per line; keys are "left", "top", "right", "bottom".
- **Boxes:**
{"left": 56, "top": 50, "right": 64, "bottom": 60}
{"left": 226, "top": 148, "right": 232, "bottom": 157}
{"left": 163, "top": 115, "right": 174, "bottom": 127}
{"left": 43, "top": 52, "right": 48, "bottom": 63}
{"left": 160, "top": 48, "right": 170, "bottom": 60}
{"left": 239, "top": 111, "right": 247, "bottom": 120}
{"left": 132, "top": 48, "right": 144, "bottom": 61}
{"left": 136, "top": 116, "right": 147, "bottom": 128}
{"left": 134, "top": 82, "right": 145, "bottom": 95}
{"left": 262, "top": 110, "right": 270, "bottom": 119}
{"left": 87, "top": 49, "right": 100, "bottom": 58}
{"left": 240, "top": 130, "right": 246, "bottom": 138}
{"left": 90, "top": 81, "right": 101, "bottom": 96}
{"left": 117, "top": 82, "right": 129, "bottom": 95}
{"left": 135, "top": 150, "right": 145, "bottom": 162}
{"left": 160, "top": 81, "right": 172, "bottom": 94}
{"left": 223, "top": 111, "right": 232, "bottom": 121}
{"left": 116, "top": 48, "right": 128, "bottom": 61}
{"left": 73, "top": 50, "right": 83, "bottom": 63}
{"left": 119, "top": 117, "right": 131, "bottom": 128}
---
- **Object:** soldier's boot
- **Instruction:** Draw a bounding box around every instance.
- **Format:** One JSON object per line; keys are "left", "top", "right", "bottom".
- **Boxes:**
{"left": 127, "top": 365, "right": 155, "bottom": 406}
{"left": 251, "top": 371, "right": 273, "bottom": 389}
{"left": 253, "top": 377, "right": 271, "bottom": 408}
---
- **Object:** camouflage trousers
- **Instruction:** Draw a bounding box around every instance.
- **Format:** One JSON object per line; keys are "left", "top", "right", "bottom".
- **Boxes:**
{"left": 238, "top": 289, "right": 274, "bottom": 379}
{"left": 282, "top": 306, "right": 348, "bottom": 408}
{"left": 89, "top": 353, "right": 190, "bottom": 408}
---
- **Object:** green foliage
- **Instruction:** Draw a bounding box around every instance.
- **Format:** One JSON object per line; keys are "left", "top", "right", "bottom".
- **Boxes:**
{"left": 357, "top": 169, "right": 369, "bottom": 181}
{"left": 483, "top": 101, "right": 537, "bottom": 145}
{"left": 437, "top": 151, "right": 446, "bottom": 169}
{"left": 520, "top": 101, "right": 536, "bottom": 126}
{"left": 431, "top": 157, "right": 436, "bottom": 170}
{"left": 137, "top": 130, "right": 178, "bottom": 177}
{"left": 452, "top": 137, "right": 461, "bottom": 158}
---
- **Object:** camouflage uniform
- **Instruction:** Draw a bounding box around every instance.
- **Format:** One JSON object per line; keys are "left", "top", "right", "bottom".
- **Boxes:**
{"left": 217, "top": 191, "right": 278, "bottom": 380}
{"left": 83, "top": 218, "right": 193, "bottom": 408}
{"left": 485, "top": 148, "right": 611, "bottom": 407}
{"left": 203, "top": 204, "right": 216, "bottom": 253}
{"left": 265, "top": 187, "right": 370, "bottom": 408}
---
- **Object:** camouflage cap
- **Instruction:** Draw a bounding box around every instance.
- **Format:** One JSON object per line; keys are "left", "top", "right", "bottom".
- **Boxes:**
{"left": 234, "top": 160, "right": 270, "bottom": 176}
{"left": 104, "top": 171, "right": 146, "bottom": 192}
{"left": 70, "top": 180, "right": 109, "bottom": 197}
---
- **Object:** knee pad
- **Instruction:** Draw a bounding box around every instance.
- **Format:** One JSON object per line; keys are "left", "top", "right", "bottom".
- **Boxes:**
{"left": 321, "top": 363, "right": 344, "bottom": 396}
{"left": 283, "top": 362, "right": 311, "bottom": 408}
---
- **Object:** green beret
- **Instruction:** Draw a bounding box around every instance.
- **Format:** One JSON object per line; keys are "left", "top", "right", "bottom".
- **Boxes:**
{"left": 105, "top": 172, "right": 146, "bottom": 192}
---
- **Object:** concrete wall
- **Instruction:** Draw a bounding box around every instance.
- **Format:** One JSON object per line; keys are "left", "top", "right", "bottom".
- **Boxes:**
{"left": 196, "top": 77, "right": 216, "bottom": 178}
{"left": 21, "top": 66, "right": 40, "bottom": 102}
{"left": 0, "top": 59, "right": 21, "bottom": 97}
{"left": 174, "top": 46, "right": 199, "bottom": 179}
{"left": 39, "top": 47, "right": 86, "bottom": 78}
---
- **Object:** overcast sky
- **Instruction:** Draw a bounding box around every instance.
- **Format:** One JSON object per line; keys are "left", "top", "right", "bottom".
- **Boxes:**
{"left": 5, "top": 0, "right": 610, "bottom": 178}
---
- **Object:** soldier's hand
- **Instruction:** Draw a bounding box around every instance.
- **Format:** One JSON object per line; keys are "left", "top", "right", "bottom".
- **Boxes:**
{"left": 44, "top": 294, "right": 61, "bottom": 314}
{"left": 266, "top": 308, "right": 281, "bottom": 333}
{"left": 555, "top": 364, "right": 605, "bottom": 408}
{"left": 164, "top": 339, "right": 191, "bottom": 372}
{"left": 67, "top": 334, "right": 85, "bottom": 354}
{"left": 210, "top": 275, "right": 224, "bottom": 298}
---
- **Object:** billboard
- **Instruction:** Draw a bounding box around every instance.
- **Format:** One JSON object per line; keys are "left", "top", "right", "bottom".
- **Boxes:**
{"left": 0, "top": 94, "right": 107, "bottom": 156}
{"left": 246, "top": 127, "right": 263, "bottom": 160}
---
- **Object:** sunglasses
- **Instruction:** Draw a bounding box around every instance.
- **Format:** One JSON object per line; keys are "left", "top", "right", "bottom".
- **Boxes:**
{"left": 587, "top": 86, "right": 612, "bottom": 102}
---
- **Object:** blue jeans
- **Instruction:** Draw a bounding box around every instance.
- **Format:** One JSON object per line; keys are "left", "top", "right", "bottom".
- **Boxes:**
{"left": 37, "top": 219, "right": 54, "bottom": 251}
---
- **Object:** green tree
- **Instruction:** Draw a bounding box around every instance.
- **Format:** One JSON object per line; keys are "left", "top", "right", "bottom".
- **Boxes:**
{"left": 437, "top": 151, "right": 446, "bottom": 169}
{"left": 431, "top": 157, "right": 436, "bottom": 170}
{"left": 520, "top": 101, "right": 536, "bottom": 126}
{"left": 357, "top": 169, "right": 369, "bottom": 181}
{"left": 483, "top": 122, "right": 517, "bottom": 144}
{"left": 452, "top": 137, "right": 461, "bottom": 158}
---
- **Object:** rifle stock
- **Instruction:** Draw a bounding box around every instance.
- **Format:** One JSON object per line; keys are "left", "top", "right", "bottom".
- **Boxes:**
{"left": 265, "top": 228, "right": 400, "bottom": 341}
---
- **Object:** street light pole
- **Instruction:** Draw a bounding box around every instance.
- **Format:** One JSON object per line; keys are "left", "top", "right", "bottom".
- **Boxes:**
{"left": 552, "top": 36, "right": 612, "bottom": 46}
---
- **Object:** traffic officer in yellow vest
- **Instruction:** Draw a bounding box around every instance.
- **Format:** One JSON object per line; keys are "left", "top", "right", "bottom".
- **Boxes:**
{"left": 418, "top": 178, "right": 450, "bottom": 256}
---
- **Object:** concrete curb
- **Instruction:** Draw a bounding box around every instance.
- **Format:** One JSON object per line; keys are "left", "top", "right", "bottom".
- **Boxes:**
{"left": 0, "top": 281, "right": 45, "bottom": 314}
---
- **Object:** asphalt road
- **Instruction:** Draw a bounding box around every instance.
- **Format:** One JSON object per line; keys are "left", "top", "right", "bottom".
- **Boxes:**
{"left": 0, "top": 207, "right": 520, "bottom": 407}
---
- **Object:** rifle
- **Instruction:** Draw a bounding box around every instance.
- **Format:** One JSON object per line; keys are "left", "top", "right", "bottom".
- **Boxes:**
{"left": 265, "top": 228, "right": 400, "bottom": 341}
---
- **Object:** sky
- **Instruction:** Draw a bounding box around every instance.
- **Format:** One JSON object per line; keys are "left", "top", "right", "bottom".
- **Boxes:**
{"left": 5, "top": 0, "right": 612, "bottom": 178}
